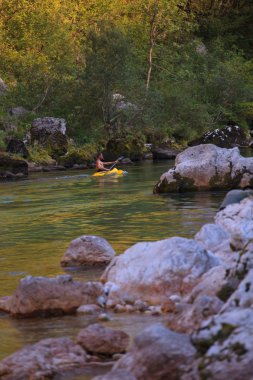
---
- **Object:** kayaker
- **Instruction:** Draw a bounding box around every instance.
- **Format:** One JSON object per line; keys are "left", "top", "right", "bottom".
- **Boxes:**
{"left": 96, "top": 153, "right": 118, "bottom": 172}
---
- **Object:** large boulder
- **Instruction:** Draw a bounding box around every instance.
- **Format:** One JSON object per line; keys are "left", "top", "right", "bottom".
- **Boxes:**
{"left": 191, "top": 308, "right": 253, "bottom": 380}
{"left": 195, "top": 223, "right": 230, "bottom": 252}
{"left": 164, "top": 265, "right": 227, "bottom": 334}
{"left": 0, "top": 154, "right": 28, "bottom": 180}
{"left": 222, "top": 270, "right": 253, "bottom": 312}
{"left": 215, "top": 197, "right": 253, "bottom": 251}
{"left": 167, "top": 295, "right": 224, "bottom": 334}
{"left": 194, "top": 223, "right": 236, "bottom": 265}
{"left": 188, "top": 125, "right": 250, "bottom": 148}
{"left": 0, "top": 275, "right": 104, "bottom": 317}
{"left": 0, "top": 337, "right": 86, "bottom": 380}
{"left": 102, "top": 237, "right": 220, "bottom": 305}
{"left": 31, "top": 117, "right": 67, "bottom": 137}
{"left": 30, "top": 117, "right": 68, "bottom": 158}
{"left": 61, "top": 236, "right": 116, "bottom": 267}
{"left": 94, "top": 324, "right": 196, "bottom": 380}
{"left": 77, "top": 324, "right": 130, "bottom": 355}
{"left": 154, "top": 144, "right": 253, "bottom": 193}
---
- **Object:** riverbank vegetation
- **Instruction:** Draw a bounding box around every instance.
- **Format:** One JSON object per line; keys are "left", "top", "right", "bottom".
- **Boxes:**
{"left": 0, "top": 0, "right": 253, "bottom": 162}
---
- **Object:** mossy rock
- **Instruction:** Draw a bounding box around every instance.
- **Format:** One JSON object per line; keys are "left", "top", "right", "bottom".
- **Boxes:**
{"left": 106, "top": 134, "right": 146, "bottom": 161}
{"left": 48, "top": 131, "right": 68, "bottom": 159}
{"left": 58, "top": 150, "right": 89, "bottom": 168}
{"left": 0, "top": 153, "right": 28, "bottom": 179}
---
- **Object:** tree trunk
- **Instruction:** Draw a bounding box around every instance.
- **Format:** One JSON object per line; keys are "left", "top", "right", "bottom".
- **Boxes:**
{"left": 146, "top": 10, "right": 157, "bottom": 92}
{"left": 146, "top": 39, "right": 154, "bottom": 92}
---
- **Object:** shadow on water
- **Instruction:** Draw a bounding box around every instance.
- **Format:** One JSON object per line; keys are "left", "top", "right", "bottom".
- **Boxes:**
{"left": 0, "top": 160, "right": 227, "bottom": 377}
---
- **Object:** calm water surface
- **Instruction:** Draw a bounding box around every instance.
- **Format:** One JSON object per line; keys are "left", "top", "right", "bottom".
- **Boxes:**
{"left": 0, "top": 160, "right": 226, "bottom": 376}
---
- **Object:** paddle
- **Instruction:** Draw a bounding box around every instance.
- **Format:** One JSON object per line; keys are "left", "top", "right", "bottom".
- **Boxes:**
{"left": 108, "top": 156, "right": 124, "bottom": 171}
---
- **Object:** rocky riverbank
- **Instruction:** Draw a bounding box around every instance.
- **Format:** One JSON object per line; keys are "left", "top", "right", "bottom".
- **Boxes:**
{"left": 0, "top": 189, "right": 252, "bottom": 379}
{"left": 1, "top": 110, "right": 252, "bottom": 181}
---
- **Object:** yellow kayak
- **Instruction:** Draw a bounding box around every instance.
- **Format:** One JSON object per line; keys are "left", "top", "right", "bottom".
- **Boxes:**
{"left": 92, "top": 168, "right": 127, "bottom": 177}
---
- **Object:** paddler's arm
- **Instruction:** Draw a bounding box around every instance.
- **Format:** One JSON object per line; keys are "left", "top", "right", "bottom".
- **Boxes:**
{"left": 103, "top": 160, "right": 118, "bottom": 165}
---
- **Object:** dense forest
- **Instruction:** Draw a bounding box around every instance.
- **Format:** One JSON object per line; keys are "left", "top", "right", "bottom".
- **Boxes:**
{"left": 0, "top": 0, "right": 253, "bottom": 162}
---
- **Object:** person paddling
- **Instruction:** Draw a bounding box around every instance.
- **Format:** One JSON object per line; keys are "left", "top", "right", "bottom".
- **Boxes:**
{"left": 96, "top": 153, "right": 118, "bottom": 172}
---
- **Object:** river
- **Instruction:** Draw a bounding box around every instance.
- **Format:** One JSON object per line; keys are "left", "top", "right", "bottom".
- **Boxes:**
{"left": 0, "top": 159, "right": 226, "bottom": 378}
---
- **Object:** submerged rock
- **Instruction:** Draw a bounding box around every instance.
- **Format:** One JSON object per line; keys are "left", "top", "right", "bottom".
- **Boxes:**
{"left": 77, "top": 324, "right": 130, "bottom": 355}
{"left": 0, "top": 275, "right": 104, "bottom": 317}
{"left": 102, "top": 237, "right": 220, "bottom": 305}
{"left": 0, "top": 337, "right": 87, "bottom": 380}
{"left": 61, "top": 236, "right": 116, "bottom": 267}
{"left": 154, "top": 144, "right": 253, "bottom": 193}
{"left": 95, "top": 324, "right": 195, "bottom": 380}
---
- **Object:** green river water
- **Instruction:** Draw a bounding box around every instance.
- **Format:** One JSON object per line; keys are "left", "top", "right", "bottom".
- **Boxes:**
{"left": 0, "top": 160, "right": 227, "bottom": 378}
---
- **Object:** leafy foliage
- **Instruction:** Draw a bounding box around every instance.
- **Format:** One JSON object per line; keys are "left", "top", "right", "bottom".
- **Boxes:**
{"left": 0, "top": 0, "right": 252, "bottom": 153}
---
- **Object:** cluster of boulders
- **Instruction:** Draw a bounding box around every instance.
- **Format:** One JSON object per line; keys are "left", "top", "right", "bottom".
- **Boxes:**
{"left": 0, "top": 117, "right": 70, "bottom": 179}
{"left": 154, "top": 144, "right": 253, "bottom": 193}
{"left": 0, "top": 324, "right": 130, "bottom": 380}
{"left": 0, "top": 183, "right": 253, "bottom": 378}
{"left": 86, "top": 192, "right": 253, "bottom": 380}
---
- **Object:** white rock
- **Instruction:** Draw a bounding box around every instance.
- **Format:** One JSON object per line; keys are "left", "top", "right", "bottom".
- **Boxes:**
{"left": 222, "top": 270, "right": 253, "bottom": 311}
{"left": 195, "top": 223, "right": 230, "bottom": 251}
{"left": 102, "top": 237, "right": 220, "bottom": 305}
{"left": 215, "top": 197, "right": 253, "bottom": 250}
{"left": 192, "top": 308, "right": 253, "bottom": 380}
{"left": 154, "top": 144, "right": 253, "bottom": 193}
{"left": 77, "top": 304, "right": 101, "bottom": 314}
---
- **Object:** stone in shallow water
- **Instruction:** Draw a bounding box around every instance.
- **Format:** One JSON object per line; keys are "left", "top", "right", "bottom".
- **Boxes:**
{"left": 77, "top": 323, "right": 130, "bottom": 355}
{"left": 95, "top": 324, "right": 195, "bottom": 380}
{"left": 0, "top": 275, "right": 104, "bottom": 317}
{"left": 0, "top": 337, "right": 87, "bottom": 380}
{"left": 77, "top": 304, "right": 102, "bottom": 315}
{"left": 61, "top": 235, "right": 116, "bottom": 267}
